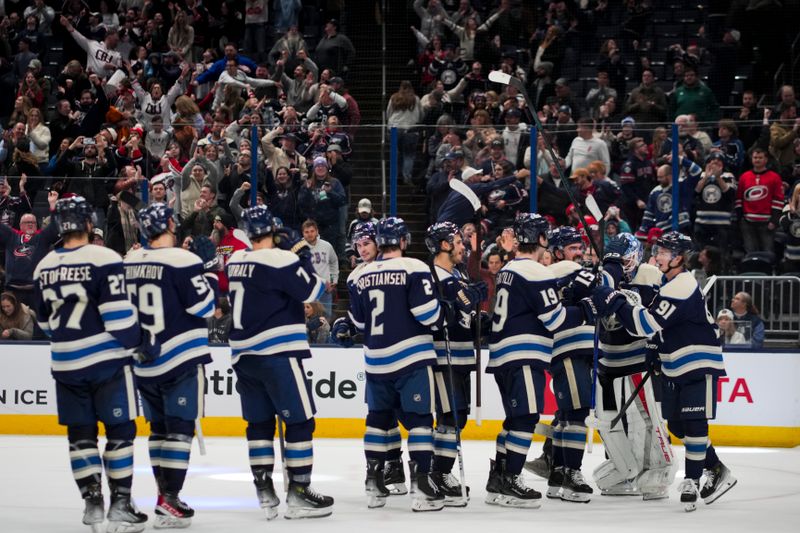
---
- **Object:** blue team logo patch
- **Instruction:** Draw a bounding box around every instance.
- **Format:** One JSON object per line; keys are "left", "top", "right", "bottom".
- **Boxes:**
{"left": 413, "top": 394, "right": 421, "bottom": 403}
{"left": 657, "top": 193, "right": 673, "bottom": 213}
{"left": 112, "top": 408, "right": 122, "bottom": 418}
{"left": 177, "top": 397, "right": 187, "bottom": 407}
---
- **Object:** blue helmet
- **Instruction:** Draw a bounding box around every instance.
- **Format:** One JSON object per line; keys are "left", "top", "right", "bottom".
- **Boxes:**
{"left": 513, "top": 213, "right": 550, "bottom": 246}
{"left": 548, "top": 225, "right": 583, "bottom": 251}
{"left": 655, "top": 231, "right": 693, "bottom": 259}
{"left": 242, "top": 205, "right": 275, "bottom": 239}
{"left": 55, "top": 196, "right": 96, "bottom": 236}
{"left": 425, "top": 221, "right": 461, "bottom": 255}
{"left": 376, "top": 217, "right": 409, "bottom": 248}
{"left": 617, "top": 233, "right": 644, "bottom": 274}
{"left": 351, "top": 221, "right": 377, "bottom": 245}
{"left": 137, "top": 203, "right": 174, "bottom": 240}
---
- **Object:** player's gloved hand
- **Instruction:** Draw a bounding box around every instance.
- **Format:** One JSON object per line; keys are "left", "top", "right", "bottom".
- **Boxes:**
{"left": 189, "top": 235, "right": 221, "bottom": 272}
{"left": 478, "top": 310, "right": 492, "bottom": 337}
{"left": 645, "top": 342, "right": 661, "bottom": 375}
{"left": 578, "top": 297, "right": 598, "bottom": 326}
{"left": 329, "top": 317, "right": 356, "bottom": 348}
{"left": 591, "top": 286, "right": 627, "bottom": 317}
{"left": 567, "top": 269, "right": 597, "bottom": 301}
{"left": 455, "top": 280, "right": 487, "bottom": 314}
{"left": 602, "top": 236, "right": 627, "bottom": 268}
{"left": 133, "top": 331, "right": 161, "bottom": 363}
{"left": 274, "top": 227, "right": 311, "bottom": 259}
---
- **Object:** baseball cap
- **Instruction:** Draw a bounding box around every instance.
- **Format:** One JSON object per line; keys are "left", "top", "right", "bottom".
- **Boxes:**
{"left": 705, "top": 152, "right": 726, "bottom": 164}
{"left": 555, "top": 77, "right": 569, "bottom": 87}
{"left": 717, "top": 308, "right": 734, "bottom": 320}
{"left": 444, "top": 150, "right": 465, "bottom": 160}
{"left": 621, "top": 116, "right": 636, "bottom": 126}
{"left": 505, "top": 108, "right": 522, "bottom": 118}
{"left": 326, "top": 144, "right": 342, "bottom": 153}
{"left": 313, "top": 156, "right": 328, "bottom": 168}
{"left": 357, "top": 198, "right": 372, "bottom": 214}
{"left": 92, "top": 228, "right": 104, "bottom": 239}
{"left": 329, "top": 76, "right": 344, "bottom": 86}
{"left": 461, "top": 167, "right": 483, "bottom": 181}
{"left": 490, "top": 138, "right": 504, "bottom": 148}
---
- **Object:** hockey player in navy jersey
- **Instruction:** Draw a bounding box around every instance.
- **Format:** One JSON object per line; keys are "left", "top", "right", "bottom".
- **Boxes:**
{"left": 226, "top": 205, "right": 333, "bottom": 520}
{"left": 347, "top": 217, "right": 446, "bottom": 512}
{"left": 542, "top": 226, "right": 596, "bottom": 503}
{"left": 591, "top": 231, "right": 737, "bottom": 511}
{"left": 593, "top": 233, "right": 674, "bottom": 500}
{"left": 124, "top": 203, "right": 217, "bottom": 528}
{"left": 34, "top": 196, "right": 147, "bottom": 533}
{"left": 425, "top": 221, "right": 487, "bottom": 506}
{"left": 485, "top": 214, "right": 589, "bottom": 509}
{"left": 332, "top": 222, "right": 410, "bottom": 498}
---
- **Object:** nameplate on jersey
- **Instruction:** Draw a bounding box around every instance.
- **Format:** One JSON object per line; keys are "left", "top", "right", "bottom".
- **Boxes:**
{"left": 355, "top": 271, "right": 407, "bottom": 291}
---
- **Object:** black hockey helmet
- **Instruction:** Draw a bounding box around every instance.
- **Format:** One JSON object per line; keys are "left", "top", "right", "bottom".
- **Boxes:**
{"left": 548, "top": 225, "right": 583, "bottom": 251}
{"left": 654, "top": 231, "right": 693, "bottom": 258}
{"left": 376, "top": 217, "right": 409, "bottom": 248}
{"left": 55, "top": 196, "right": 96, "bottom": 236}
{"left": 351, "top": 221, "right": 377, "bottom": 245}
{"left": 513, "top": 213, "right": 549, "bottom": 246}
{"left": 424, "top": 221, "right": 461, "bottom": 255}
{"left": 137, "top": 202, "right": 174, "bottom": 240}
{"left": 242, "top": 205, "right": 275, "bottom": 239}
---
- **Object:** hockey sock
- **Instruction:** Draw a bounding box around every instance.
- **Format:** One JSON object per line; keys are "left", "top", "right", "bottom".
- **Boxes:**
{"left": 160, "top": 419, "right": 195, "bottom": 494}
{"left": 104, "top": 421, "right": 136, "bottom": 490}
{"left": 405, "top": 412, "right": 435, "bottom": 473}
{"left": 505, "top": 415, "right": 538, "bottom": 475}
{"left": 495, "top": 429, "right": 508, "bottom": 464}
{"left": 285, "top": 418, "right": 315, "bottom": 484}
{"left": 67, "top": 425, "right": 102, "bottom": 495}
{"left": 148, "top": 421, "right": 167, "bottom": 490}
{"left": 432, "top": 425, "right": 457, "bottom": 473}
{"left": 365, "top": 411, "right": 396, "bottom": 463}
{"left": 561, "top": 409, "right": 589, "bottom": 470}
{"left": 682, "top": 419, "right": 709, "bottom": 480}
{"left": 386, "top": 426, "right": 402, "bottom": 461}
{"left": 246, "top": 420, "right": 276, "bottom": 477}
{"left": 364, "top": 426, "right": 391, "bottom": 463}
{"left": 551, "top": 421, "right": 565, "bottom": 468}
{"left": 705, "top": 444, "right": 720, "bottom": 468}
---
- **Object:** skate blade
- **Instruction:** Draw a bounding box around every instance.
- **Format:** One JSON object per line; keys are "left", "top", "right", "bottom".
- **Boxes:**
{"left": 443, "top": 496, "right": 469, "bottom": 507}
{"left": 411, "top": 498, "right": 445, "bottom": 512}
{"left": 367, "top": 495, "right": 387, "bottom": 508}
{"left": 88, "top": 524, "right": 104, "bottom": 533}
{"left": 497, "top": 495, "right": 542, "bottom": 509}
{"left": 683, "top": 501, "right": 697, "bottom": 512}
{"left": 642, "top": 490, "right": 669, "bottom": 501}
{"left": 546, "top": 487, "right": 562, "bottom": 499}
{"left": 386, "top": 483, "right": 408, "bottom": 496}
{"left": 560, "top": 490, "right": 591, "bottom": 503}
{"left": 601, "top": 489, "right": 642, "bottom": 497}
{"left": 484, "top": 492, "right": 503, "bottom": 505}
{"left": 523, "top": 460, "right": 551, "bottom": 480}
{"left": 153, "top": 515, "right": 191, "bottom": 529}
{"left": 284, "top": 507, "right": 333, "bottom": 520}
{"left": 261, "top": 505, "right": 279, "bottom": 520}
{"left": 106, "top": 521, "right": 146, "bottom": 533}
{"left": 703, "top": 477, "right": 737, "bottom": 505}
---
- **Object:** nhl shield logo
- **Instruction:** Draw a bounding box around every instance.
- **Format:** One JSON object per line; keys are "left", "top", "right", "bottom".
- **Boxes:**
{"left": 413, "top": 394, "right": 421, "bottom": 402}
{"left": 177, "top": 397, "right": 187, "bottom": 407}
{"left": 282, "top": 410, "right": 291, "bottom": 418}
{"left": 112, "top": 408, "right": 122, "bottom": 418}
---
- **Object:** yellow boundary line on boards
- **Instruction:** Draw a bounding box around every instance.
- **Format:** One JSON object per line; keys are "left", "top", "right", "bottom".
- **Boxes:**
{"left": 1, "top": 415, "right": 799, "bottom": 447}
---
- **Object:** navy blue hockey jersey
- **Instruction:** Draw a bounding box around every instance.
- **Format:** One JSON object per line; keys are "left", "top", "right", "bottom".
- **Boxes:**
{"left": 488, "top": 258, "right": 582, "bottom": 372}
{"left": 124, "top": 247, "right": 216, "bottom": 382}
{"left": 34, "top": 245, "right": 140, "bottom": 378}
{"left": 226, "top": 248, "right": 326, "bottom": 365}
{"left": 547, "top": 260, "right": 595, "bottom": 363}
{"left": 614, "top": 270, "right": 725, "bottom": 381}
{"left": 598, "top": 263, "right": 661, "bottom": 376}
{"left": 432, "top": 265, "right": 475, "bottom": 369}
{"left": 349, "top": 256, "right": 440, "bottom": 379}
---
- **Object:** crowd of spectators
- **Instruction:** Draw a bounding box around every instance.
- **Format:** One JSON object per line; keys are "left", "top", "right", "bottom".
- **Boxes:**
{"left": 0, "top": 0, "right": 365, "bottom": 343}
{"left": 402, "top": 0, "right": 800, "bottom": 286}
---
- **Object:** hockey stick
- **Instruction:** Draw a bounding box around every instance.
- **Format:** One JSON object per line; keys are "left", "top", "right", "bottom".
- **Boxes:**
{"left": 584, "top": 195, "right": 604, "bottom": 454}
{"left": 428, "top": 260, "right": 469, "bottom": 503}
{"left": 449, "top": 179, "right": 483, "bottom": 426}
{"left": 195, "top": 419, "right": 207, "bottom": 456}
{"left": 607, "top": 275, "right": 719, "bottom": 430}
{"left": 487, "top": 71, "right": 603, "bottom": 261}
{"left": 277, "top": 416, "right": 289, "bottom": 491}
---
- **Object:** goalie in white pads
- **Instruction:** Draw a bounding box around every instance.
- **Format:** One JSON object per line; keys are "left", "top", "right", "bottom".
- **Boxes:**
{"left": 591, "top": 232, "right": 737, "bottom": 511}
{"left": 594, "top": 233, "right": 675, "bottom": 500}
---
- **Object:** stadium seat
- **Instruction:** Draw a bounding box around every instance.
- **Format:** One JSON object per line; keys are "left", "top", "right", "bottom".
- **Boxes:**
{"left": 739, "top": 252, "right": 776, "bottom": 276}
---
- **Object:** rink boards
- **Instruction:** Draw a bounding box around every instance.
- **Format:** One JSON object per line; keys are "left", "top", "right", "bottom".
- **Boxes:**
{"left": 0, "top": 344, "right": 798, "bottom": 447}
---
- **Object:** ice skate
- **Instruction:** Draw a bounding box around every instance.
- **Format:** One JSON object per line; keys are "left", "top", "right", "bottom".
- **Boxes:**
{"left": 432, "top": 471, "right": 469, "bottom": 507}
{"left": 641, "top": 486, "right": 669, "bottom": 501}
{"left": 523, "top": 451, "right": 552, "bottom": 480}
{"left": 411, "top": 470, "right": 445, "bottom": 512}
{"left": 600, "top": 479, "right": 641, "bottom": 497}
{"left": 285, "top": 482, "right": 333, "bottom": 519}
{"left": 546, "top": 466, "right": 564, "bottom": 499}
{"left": 497, "top": 472, "right": 542, "bottom": 508}
{"left": 106, "top": 487, "right": 147, "bottom": 533}
{"left": 701, "top": 462, "right": 737, "bottom": 505}
{"left": 153, "top": 492, "right": 194, "bottom": 529}
{"left": 678, "top": 479, "right": 700, "bottom": 512}
{"left": 560, "top": 468, "right": 593, "bottom": 503}
{"left": 383, "top": 459, "right": 408, "bottom": 495}
{"left": 485, "top": 459, "right": 504, "bottom": 505}
{"left": 82, "top": 483, "right": 105, "bottom": 533}
{"left": 254, "top": 470, "right": 280, "bottom": 520}
{"left": 365, "top": 459, "right": 390, "bottom": 508}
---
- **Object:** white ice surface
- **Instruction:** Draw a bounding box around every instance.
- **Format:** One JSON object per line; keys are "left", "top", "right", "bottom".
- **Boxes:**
{"left": 2, "top": 436, "right": 799, "bottom": 533}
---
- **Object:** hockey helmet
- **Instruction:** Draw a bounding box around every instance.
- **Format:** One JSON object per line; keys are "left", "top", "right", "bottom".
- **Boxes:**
{"left": 654, "top": 231, "right": 693, "bottom": 259}
{"left": 351, "top": 221, "right": 377, "bottom": 245}
{"left": 242, "top": 205, "right": 275, "bottom": 239}
{"left": 137, "top": 203, "right": 174, "bottom": 240}
{"left": 55, "top": 196, "right": 96, "bottom": 236}
{"left": 513, "top": 213, "right": 550, "bottom": 246}
{"left": 548, "top": 225, "right": 584, "bottom": 251}
{"left": 376, "top": 217, "right": 409, "bottom": 248}
{"left": 424, "top": 221, "right": 462, "bottom": 255}
{"left": 612, "top": 232, "right": 644, "bottom": 274}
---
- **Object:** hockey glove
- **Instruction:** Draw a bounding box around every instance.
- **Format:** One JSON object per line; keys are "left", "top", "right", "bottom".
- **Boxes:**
{"left": 189, "top": 235, "right": 221, "bottom": 272}
{"left": 566, "top": 269, "right": 597, "bottom": 302}
{"left": 274, "top": 227, "right": 310, "bottom": 257}
{"left": 644, "top": 341, "right": 661, "bottom": 375}
{"left": 329, "top": 317, "right": 357, "bottom": 348}
{"left": 133, "top": 331, "right": 161, "bottom": 364}
{"left": 578, "top": 297, "right": 598, "bottom": 326}
{"left": 591, "top": 286, "right": 628, "bottom": 318}
{"left": 454, "top": 280, "right": 487, "bottom": 314}
{"left": 602, "top": 235, "right": 628, "bottom": 266}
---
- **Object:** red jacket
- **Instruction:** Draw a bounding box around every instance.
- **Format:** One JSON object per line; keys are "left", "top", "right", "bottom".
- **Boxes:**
{"left": 216, "top": 229, "right": 249, "bottom": 293}
{"left": 735, "top": 169, "right": 784, "bottom": 223}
